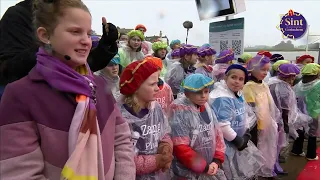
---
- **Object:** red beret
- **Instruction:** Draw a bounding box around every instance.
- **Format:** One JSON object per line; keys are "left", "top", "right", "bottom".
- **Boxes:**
{"left": 120, "top": 59, "right": 159, "bottom": 95}
{"left": 297, "top": 55, "right": 314, "bottom": 64}
{"left": 135, "top": 24, "right": 147, "bottom": 32}
{"left": 257, "top": 50, "right": 272, "bottom": 58}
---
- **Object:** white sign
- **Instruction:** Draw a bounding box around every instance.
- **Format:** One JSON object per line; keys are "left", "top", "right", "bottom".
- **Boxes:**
{"left": 209, "top": 17, "right": 245, "bottom": 59}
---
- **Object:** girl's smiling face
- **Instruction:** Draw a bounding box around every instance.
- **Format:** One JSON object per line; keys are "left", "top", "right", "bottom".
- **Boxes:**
{"left": 225, "top": 69, "right": 245, "bottom": 92}
{"left": 38, "top": 8, "right": 92, "bottom": 68}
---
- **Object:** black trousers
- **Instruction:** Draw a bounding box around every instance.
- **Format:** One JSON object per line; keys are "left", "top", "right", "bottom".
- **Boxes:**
{"left": 250, "top": 124, "right": 258, "bottom": 146}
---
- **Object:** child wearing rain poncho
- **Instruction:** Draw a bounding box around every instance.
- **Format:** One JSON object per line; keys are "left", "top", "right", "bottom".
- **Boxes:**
{"left": 270, "top": 60, "right": 289, "bottom": 77}
{"left": 257, "top": 51, "right": 273, "bottom": 83}
{"left": 265, "top": 53, "right": 284, "bottom": 82}
{"left": 152, "top": 41, "right": 170, "bottom": 78}
{"left": 135, "top": 24, "right": 153, "bottom": 56}
{"left": 212, "top": 49, "right": 234, "bottom": 82}
{"left": 295, "top": 55, "right": 314, "bottom": 70}
{"left": 292, "top": 63, "right": 320, "bottom": 161}
{"left": 294, "top": 55, "right": 315, "bottom": 86}
{"left": 266, "top": 54, "right": 285, "bottom": 83}
{"left": 167, "top": 39, "right": 181, "bottom": 60}
{"left": 0, "top": 0, "right": 135, "bottom": 177}
{"left": 209, "top": 64, "right": 265, "bottom": 180}
{"left": 243, "top": 55, "right": 280, "bottom": 178}
{"left": 166, "top": 49, "right": 181, "bottom": 71}
{"left": 119, "top": 57, "right": 173, "bottom": 179}
{"left": 119, "top": 30, "right": 145, "bottom": 70}
{"left": 195, "top": 46, "right": 217, "bottom": 81}
{"left": 169, "top": 74, "right": 227, "bottom": 180}
{"left": 165, "top": 45, "right": 198, "bottom": 99}
{"left": 267, "top": 63, "right": 312, "bottom": 174}
{"left": 94, "top": 53, "right": 121, "bottom": 100}
{"left": 264, "top": 60, "right": 290, "bottom": 84}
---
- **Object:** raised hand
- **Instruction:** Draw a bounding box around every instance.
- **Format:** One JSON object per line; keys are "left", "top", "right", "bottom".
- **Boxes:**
{"left": 100, "top": 17, "right": 118, "bottom": 45}
{"left": 102, "top": 17, "right": 109, "bottom": 35}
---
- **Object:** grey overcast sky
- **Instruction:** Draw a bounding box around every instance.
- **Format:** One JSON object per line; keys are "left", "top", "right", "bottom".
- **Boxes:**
{"left": 1, "top": 0, "right": 320, "bottom": 47}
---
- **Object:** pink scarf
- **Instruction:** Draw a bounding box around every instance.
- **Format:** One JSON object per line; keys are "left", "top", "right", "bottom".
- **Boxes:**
{"left": 36, "top": 48, "right": 104, "bottom": 179}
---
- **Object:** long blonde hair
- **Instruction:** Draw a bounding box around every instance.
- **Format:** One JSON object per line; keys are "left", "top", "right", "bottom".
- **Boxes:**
{"left": 124, "top": 95, "right": 142, "bottom": 113}
{"left": 124, "top": 94, "right": 151, "bottom": 113}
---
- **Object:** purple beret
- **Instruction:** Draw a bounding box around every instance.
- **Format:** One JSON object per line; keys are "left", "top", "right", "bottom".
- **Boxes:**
{"left": 198, "top": 47, "right": 217, "bottom": 57}
{"left": 270, "top": 54, "right": 284, "bottom": 62}
{"left": 179, "top": 44, "right": 198, "bottom": 57}
{"left": 247, "top": 55, "right": 270, "bottom": 72}
{"left": 278, "top": 63, "right": 300, "bottom": 78}
{"left": 171, "top": 49, "right": 180, "bottom": 57}
{"left": 226, "top": 64, "right": 249, "bottom": 83}
{"left": 215, "top": 49, "right": 234, "bottom": 64}
{"left": 91, "top": 35, "right": 100, "bottom": 48}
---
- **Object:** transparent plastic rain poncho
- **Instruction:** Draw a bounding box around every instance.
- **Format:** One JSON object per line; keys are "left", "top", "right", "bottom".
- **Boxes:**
{"left": 169, "top": 97, "right": 227, "bottom": 180}
{"left": 242, "top": 81, "right": 280, "bottom": 177}
{"left": 119, "top": 101, "right": 171, "bottom": 180}
{"left": 159, "top": 58, "right": 169, "bottom": 78}
{"left": 195, "top": 64, "right": 217, "bottom": 81}
{"left": 94, "top": 71, "right": 121, "bottom": 100}
{"left": 263, "top": 71, "right": 271, "bottom": 83}
{"left": 118, "top": 46, "right": 145, "bottom": 68}
{"left": 212, "top": 64, "right": 230, "bottom": 82}
{"left": 166, "top": 58, "right": 178, "bottom": 71}
{"left": 268, "top": 77, "right": 312, "bottom": 139}
{"left": 294, "top": 79, "right": 320, "bottom": 137}
{"left": 209, "top": 81, "right": 265, "bottom": 180}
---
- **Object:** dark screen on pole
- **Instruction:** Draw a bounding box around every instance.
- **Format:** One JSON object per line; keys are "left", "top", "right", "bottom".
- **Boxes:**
{"left": 195, "top": 0, "right": 235, "bottom": 20}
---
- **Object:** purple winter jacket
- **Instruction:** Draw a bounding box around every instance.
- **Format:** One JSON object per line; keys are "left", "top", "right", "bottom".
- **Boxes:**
{"left": 0, "top": 67, "right": 136, "bottom": 180}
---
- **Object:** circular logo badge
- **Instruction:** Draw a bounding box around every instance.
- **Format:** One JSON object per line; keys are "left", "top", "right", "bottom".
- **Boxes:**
{"left": 279, "top": 10, "right": 307, "bottom": 40}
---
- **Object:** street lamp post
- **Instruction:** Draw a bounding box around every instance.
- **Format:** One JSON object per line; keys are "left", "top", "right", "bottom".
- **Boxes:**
{"left": 183, "top": 21, "right": 193, "bottom": 44}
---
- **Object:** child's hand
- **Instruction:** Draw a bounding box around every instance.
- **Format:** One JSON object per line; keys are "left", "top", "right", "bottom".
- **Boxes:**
{"left": 160, "top": 145, "right": 172, "bottom": 155}
{"left": 156, "top": 154, "right": 173, "bottom": 171}
{"left": 206, "top": 162, "right": 218, "bottom": 175}
{"left": 157, "top": 142, "right": 172, "bottom": 155}
{"left": 157, "top": 142, "right": 173, "bottom": 172}
{"left": 161, "top": 154, "right": 173, "bottom": 172}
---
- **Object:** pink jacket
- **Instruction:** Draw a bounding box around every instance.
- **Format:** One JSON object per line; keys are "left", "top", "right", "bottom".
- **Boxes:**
{"left": 0, "top": 68, "right": 136, "bottom": 180}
